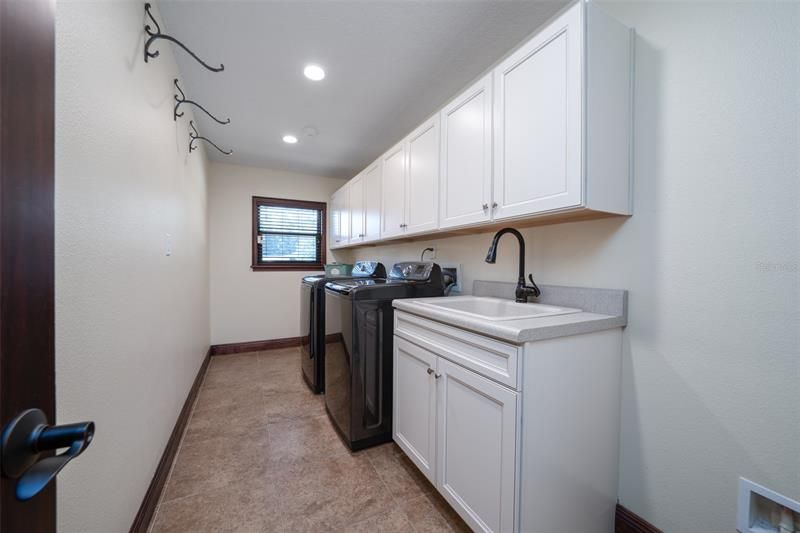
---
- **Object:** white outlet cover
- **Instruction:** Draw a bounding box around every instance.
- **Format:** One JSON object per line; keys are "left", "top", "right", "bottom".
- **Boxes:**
{"left": 737, "top": 477, "right": 800, "bottom": 533}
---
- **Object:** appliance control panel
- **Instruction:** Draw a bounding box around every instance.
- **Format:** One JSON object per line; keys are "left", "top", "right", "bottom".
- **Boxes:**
{"left": 390, "top": 262, "right": 434, "bottom": 281}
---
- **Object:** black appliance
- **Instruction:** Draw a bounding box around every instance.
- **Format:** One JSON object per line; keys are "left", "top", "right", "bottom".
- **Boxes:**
{"left": 300, "top": 261, "right": 385, "bottom": 394}
{"left": 324, "top": 262, "right": 445, "bottom": 450}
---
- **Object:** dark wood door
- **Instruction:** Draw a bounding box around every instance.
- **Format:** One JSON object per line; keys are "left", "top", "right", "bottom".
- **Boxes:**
{"left": 0, "top": 0, "right": 57, "bottom": 531}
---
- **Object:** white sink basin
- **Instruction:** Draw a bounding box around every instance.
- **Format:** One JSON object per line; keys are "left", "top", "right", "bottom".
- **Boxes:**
{"left": 415, "top": 296, "right": 581, "bottom": 321}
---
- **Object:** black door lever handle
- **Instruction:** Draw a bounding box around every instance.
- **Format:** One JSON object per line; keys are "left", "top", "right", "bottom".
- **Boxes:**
{"left": 1, "top": 408, "right": 95, "bottom": 501}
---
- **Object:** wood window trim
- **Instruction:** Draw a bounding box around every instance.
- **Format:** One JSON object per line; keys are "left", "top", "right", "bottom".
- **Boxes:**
{"left": 251, "top": 196, "right": 327, "bottom": 272}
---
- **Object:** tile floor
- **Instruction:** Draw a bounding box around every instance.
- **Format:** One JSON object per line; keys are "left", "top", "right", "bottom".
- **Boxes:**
{"left": 150, "top": 348, "right": 470, "bottom": 533}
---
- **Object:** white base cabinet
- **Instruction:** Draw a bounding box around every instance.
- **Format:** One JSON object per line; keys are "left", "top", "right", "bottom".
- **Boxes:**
{"left": 437, "top": 357, "right": 518, "bottom": 533}
{"left": 393, "top": 338, "right": 437, "bottom": 483}
{"left": 393, "top": 310, "right": 622, "bottom": 533}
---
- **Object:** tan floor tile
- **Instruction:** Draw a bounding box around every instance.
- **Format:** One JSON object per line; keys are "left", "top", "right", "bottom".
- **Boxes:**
{"left": 208, "top": 351, "right": 261, "bottom": 367}
{"left": 296, "top": 455, "right": 396, "bottom": 531}
{"left": 263, "top": 388, "right": 325, "bottom": 422}
{"left": 151, "top": 481, "right": 272, "bottom": 533}
{"left": 340, "top": 507, "right": 413, "bottom": 533}
{"left": 398, "top": 494, "right": 457, "bottom": 533}
{"left": 367, "top": 443, "right": 436, "bottom": 501}
{"left": 183, "top": 397, "right": 270, "bottom": 446}
{"left": 162, "top": 428, "right": 269, "bottom": 502}
{"left": 265, "top": 414, "right": 350, "bottom": 464}
{"left": 193, "top": 381, "right": 265, "bottom": 413}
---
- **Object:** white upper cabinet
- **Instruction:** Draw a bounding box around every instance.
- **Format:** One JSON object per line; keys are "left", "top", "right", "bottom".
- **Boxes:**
{"left": 493, "top": 1, "right": 632, "bottom": 220}
{"left": 404, "top": 115, "right": 440, "bottom": 235}
{"left": 348, "top": 173, "right": 365, "bottom": 244}
{"left": 333, "top": 1, "right": 632, "bottom": 247}
{"left": 362, "top": 159, "right": 382, "bottom": 243}
{"left": 439, "top": 74, "right": 493, "bottom": 229}
{"left": 329, "top": 184, "right": 349, "bottom": 249}
{"left": 380, "top": 141, "right": 407, "bottom": 239}
{"left": 493, "top": 3, "right": 582, "bottom": 219}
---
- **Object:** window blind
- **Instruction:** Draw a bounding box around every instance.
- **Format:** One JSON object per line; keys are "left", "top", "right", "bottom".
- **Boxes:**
{"left": 256, "top": 204, "right": 322, "bottom": 264}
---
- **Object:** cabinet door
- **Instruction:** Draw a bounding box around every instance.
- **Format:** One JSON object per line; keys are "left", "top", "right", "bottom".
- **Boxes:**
{"left": 440, "top": 74, "right": 493, "bottom": 229}
{"left": 362, "top": 160, "right": 381, "bottom": 242}
{"left": 329, "top": 188, "right": 343, "bottom": 248}
{"left": 380, "top": 142, "right": 406, "bottom": 238}
{"left": 339, "top": 183, "right": 350, "bottom": 245}
{"left": 348, "top": 174, "right": 365, "bottom": 243}
{"left": 493, "top": 3, "right": 583, "bottom": 220}
{"left": 437, "top": 358, "right": 517, "bottom": 533}
{"left": 404, "top": 115, "right": 439, "bottom": 235}
{"left": 393, "top": 337, "right": 437, "bottom": 483}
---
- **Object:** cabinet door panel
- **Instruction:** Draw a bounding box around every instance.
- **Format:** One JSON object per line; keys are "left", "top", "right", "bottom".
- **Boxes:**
{"left": 329, "top": 195, "right": 340, "bottom": 249}
{"left": 393, "top": 337, "right": 437, "bottom": 483}
{"left": 380, "top": 143, "right": 406, "bottom": 238}
{"left": 440, "top": 75, "right": 493, "bottom": 229}
{"left": 437, "top": 358, "right": 517, "bottom": 533}
{"left": 349, "top": 175, "right": 364, "bottom": 243}
{"left": 363, "top": 161, "right": 381, "bottom": 242}
{"left": 494, "top": 4, "right": 582, "bottom": 219}
{"left": 405, "top": 116, "right": 439, "bottom": 235}
{"left": 330, "top": 187, "right": 348, "bottom": 248}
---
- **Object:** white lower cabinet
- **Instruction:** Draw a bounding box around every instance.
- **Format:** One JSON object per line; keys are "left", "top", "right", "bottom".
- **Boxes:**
{"left": 393, "top": 310, "right": 623, "bottom": 533}
{"left": 437, "top": 358, "right": 518, "bottom": 533}
{"left": 393, "top": 334, "right": 518, "bottom": 533}
{"left": 393, "top": 337, "right": 437, "bottom": 483}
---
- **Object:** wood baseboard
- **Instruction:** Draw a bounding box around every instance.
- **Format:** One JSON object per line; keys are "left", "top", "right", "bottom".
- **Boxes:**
{"left": 210, "top": 334, "right": 339, "bottom": 356}
{"left": 616, "top": 504, "right": 662, "bottom": 533}
{"left": 210, "top": 336, "right": 302, "bottom": 355}
{"left": 129, "top": 348, "right": 211, "bottom": 533}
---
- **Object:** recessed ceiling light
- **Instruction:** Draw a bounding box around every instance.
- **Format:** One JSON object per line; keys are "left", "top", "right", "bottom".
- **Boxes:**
{"left": 282, "top": 135, "right": 298, "bottom": 144}
{"left": 303, "top": 64, "right": 325, "bottom": 81}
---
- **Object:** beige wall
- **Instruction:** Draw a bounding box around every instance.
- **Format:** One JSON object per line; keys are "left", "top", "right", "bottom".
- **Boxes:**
{"left": 56, "top": 2, "right": 210, "bottom": 531}
{"left": 350, "top": 2, "right": 800, "bottom": 531}
{"left": 208, "top": 162, "right": 347, "bottom": 345}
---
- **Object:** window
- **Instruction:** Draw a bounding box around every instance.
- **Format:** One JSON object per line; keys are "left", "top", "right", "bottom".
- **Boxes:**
{"left": 251, "top": 196, "right": 326, "bottom": 271}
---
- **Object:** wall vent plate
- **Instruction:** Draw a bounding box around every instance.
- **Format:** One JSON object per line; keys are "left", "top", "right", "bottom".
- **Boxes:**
{"left": 737, "top": 477, "right": 800, "bottom": 533}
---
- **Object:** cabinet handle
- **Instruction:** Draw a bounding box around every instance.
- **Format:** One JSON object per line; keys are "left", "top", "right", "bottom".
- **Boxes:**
{"left": 427, "top": 367, "right": 434, "bottom": 375}
{"left": 358, "top": 233, "right": 364, "bottom": 237}
{"left": 434, "top": 373, "right": 442, "bottom": 379}
{"left": 492, "top": 202, "right": 498, "bottom": 209}
{"left": 400, "top": 223, "right": 407, "bottom": 228}
{"left": 482, "top": 203, "right": 489, "bottom": 210}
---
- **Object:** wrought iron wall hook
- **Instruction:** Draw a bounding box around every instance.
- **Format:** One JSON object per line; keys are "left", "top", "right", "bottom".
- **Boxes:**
{"left": 174, "top": 79, "right": 230, "bottom": 124}
{"left": 189, "top": 120, "right": 232, "bottom": 155}
{"left": 144, "top": 3, "right": 225, "bottom": 73}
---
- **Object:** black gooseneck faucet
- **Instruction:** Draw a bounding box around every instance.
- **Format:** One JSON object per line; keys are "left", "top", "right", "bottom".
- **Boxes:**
{"left": 485, "top": 228, "right": 541, "bottom": 303}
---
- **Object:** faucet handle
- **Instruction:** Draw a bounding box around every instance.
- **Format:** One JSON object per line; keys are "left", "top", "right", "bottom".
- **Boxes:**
{"left": 527, "top": 274, "right": 541, "bottom": 298}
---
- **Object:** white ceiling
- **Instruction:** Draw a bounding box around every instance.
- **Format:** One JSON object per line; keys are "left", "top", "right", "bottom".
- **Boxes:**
{"left": 159, "top": 1, "right": 567, "bottom": 179}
